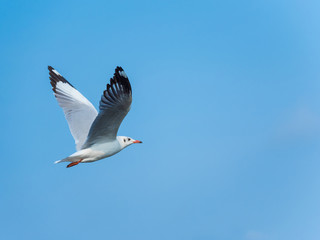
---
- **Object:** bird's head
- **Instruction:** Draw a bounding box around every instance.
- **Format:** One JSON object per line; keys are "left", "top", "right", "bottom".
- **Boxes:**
{"left": 117, "top": 136, "right": 143, "bottom": 148}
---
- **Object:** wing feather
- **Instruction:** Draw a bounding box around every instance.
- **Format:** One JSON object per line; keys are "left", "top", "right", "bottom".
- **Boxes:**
{"left": 82, "top": 66, "right": 132, "bottom": 148}
{"left": 48, "top": 66, "right": 98, "bottom": 150}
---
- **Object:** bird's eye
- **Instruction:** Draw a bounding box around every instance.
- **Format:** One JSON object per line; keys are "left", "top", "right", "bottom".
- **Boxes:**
{"left": 124, "top": 139, "right": 126, "bottom": 142}
{"left": 128, "top": 138, "right": 131, "bottom": 141}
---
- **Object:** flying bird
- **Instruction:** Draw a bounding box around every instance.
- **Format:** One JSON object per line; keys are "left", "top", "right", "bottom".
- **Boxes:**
{"left": 48, "top": 66, "right": 142, "bottom": 168}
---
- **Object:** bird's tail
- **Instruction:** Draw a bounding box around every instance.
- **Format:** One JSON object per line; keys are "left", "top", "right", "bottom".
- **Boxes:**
{"left": 54, "top": 158, "right": 70, "bottom": 164}
{"left": 54, "top": 149, "right": 92, "bottom": 164}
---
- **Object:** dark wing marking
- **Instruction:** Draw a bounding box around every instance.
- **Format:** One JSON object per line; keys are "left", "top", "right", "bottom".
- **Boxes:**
{"left": 82, "top": 66, "right": 132, "bottom": 148}
{"left": 48, "top": 66, "right": 98, "bottom": 150}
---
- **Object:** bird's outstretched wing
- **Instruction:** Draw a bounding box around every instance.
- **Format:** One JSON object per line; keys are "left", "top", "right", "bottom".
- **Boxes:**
{"left": 82, "top": 66, "right": 132, "bottom": 148}
{"left": 48, "top": 66, "right": 98, "bottom": 150}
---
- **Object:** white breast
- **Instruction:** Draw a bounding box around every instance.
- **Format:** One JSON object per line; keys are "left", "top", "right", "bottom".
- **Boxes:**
{"left": 82, "top": 140, "right": 122, "bottom": 162}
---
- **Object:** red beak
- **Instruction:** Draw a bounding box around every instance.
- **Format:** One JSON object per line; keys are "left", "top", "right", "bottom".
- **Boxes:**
{"left": 133, "top": 140, "right": 143, "bottom": 143}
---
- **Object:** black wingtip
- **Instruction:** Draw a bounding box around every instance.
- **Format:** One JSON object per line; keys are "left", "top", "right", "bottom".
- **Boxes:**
{"left": 111, "top": 66, "right": 131, "bottom": 94}
{"left": 48, "top": 66, "right": 75, "bottom": 91}
{"left": 115, "top": 66, "right": 124, "bottom": 72}
{"left": 114, "top": 66, "right": 129, "bottom": 79}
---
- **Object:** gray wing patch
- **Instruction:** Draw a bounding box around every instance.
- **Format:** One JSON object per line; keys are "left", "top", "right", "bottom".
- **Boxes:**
{"left": 82, "top": 67, "right": 132, "bottom": 148}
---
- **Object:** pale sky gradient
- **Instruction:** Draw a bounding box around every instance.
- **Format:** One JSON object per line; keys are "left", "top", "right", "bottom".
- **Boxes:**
{"left": 1, "top": 0, "right": 320, "bottom": 239}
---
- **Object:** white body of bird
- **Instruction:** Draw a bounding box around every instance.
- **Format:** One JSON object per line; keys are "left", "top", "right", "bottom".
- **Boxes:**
{"left": 48, "top": 66, "right": 142, "bottom": 168}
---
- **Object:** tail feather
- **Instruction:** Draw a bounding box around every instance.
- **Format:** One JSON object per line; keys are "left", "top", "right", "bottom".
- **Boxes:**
{"left": 54, "top": 159, "right": 69, "bottom": 164}
{"left": 54, "top": 149, "right": 92, "bottom": 164}
{"left": 54, "top": 156, "right": 74, "bottom": 164}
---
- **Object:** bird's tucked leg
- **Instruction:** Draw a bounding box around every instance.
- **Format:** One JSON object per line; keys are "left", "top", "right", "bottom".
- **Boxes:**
{"left": 66, "top": 159, "right": 83, "bottom": 168}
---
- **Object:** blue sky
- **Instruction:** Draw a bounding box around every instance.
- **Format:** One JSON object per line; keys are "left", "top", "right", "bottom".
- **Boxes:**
{"left": 1, "top": 0, "right": 320, "bottom": 239}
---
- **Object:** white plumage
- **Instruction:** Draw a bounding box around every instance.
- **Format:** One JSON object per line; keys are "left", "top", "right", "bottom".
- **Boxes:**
{"left": 49, "top": 66, "right": 142, "bottom": 168}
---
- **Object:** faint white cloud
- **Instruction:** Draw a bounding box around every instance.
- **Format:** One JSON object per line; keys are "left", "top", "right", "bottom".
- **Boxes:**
{"left": 245, "top": 230, "right": 267, "bottom": 240}
{"left": 275, "top": 105, "right": 320, "bottom": 141}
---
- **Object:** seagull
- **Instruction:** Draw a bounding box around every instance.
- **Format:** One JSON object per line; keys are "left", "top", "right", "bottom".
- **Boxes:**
{"left": 48, "top": 66, "right": 142, "bottom": 168}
